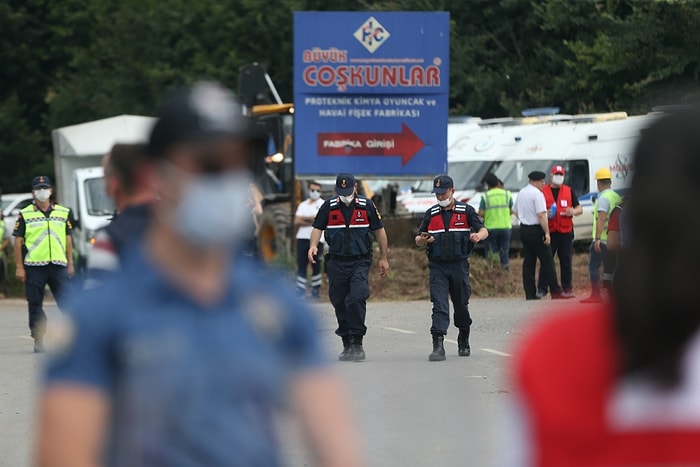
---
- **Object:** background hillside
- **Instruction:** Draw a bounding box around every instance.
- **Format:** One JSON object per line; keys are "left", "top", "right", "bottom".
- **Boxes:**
{"left": 2, "top": 0, "right": 699, "bottom": 192}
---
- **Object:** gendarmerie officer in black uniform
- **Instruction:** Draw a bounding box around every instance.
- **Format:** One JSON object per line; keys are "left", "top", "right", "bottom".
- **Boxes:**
{"left": 415, "top": 175, "right": 488, "bottom": 361}
{"left": 308, "top": 173, "right": 389, "bottom": 361}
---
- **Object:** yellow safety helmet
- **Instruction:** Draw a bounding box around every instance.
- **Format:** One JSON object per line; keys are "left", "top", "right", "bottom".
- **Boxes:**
{"left": 594, "top": 167, "right": 612, "bottom": 180}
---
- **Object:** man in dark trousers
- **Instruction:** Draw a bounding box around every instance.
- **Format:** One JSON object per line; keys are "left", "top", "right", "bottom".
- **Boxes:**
{"left": 308, "top": 173, "right": 389, "bottom": 362}
{"left": 537, "top": 165, "right": 582, "bottom": 298}
{"left": 513, "top": 171, "right": 567, "bottom": 301}
{"left": 13, "top": 175, "right": 74, "bottom": 352}
{"left": 415, "top": 175, "right": 488, "bottom": 361}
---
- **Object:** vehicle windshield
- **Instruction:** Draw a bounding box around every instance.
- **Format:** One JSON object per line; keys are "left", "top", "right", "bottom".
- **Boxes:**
{"left": 0, "top": 200, "right": 13, "bottom": 210}
{"left": 495, "top": 160, "right": 557, "bottom": 191}
{"left": 448, "top": 161, "right": 495, "bottom": 191}
{"left": 412, "top": 161, "right": 494, "bottom": 192}
{"left": 85, "top": 178, "right": 114, "bottom": 216}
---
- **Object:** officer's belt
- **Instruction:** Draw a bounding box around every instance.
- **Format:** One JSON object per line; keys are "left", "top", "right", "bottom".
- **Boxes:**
{"left": 326, "top": 254, "right": 371, "bottom": 261}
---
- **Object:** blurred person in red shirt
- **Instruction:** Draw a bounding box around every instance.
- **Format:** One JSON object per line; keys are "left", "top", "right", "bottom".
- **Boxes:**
{"left": 509, "top": 107, "right": 700, "bottom": 467}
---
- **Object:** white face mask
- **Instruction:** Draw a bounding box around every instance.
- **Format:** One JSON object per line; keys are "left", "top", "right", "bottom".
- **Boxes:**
{"left": 552, "top": 175, "right": 565, "bottom": 185}
{"left": 339, "top": 194, "right": 354, "bottom": 205}
{"left": 438, "top": 197, "right": 452, "bottom": 208}
{"left": 164, "top": 166, "right": 253, "bottom": 248}
{"left": 35, "top": 188, "right": 51, "bottom": 202}
{"left": 309, "top": 190, "right": 321, "bottom": 200}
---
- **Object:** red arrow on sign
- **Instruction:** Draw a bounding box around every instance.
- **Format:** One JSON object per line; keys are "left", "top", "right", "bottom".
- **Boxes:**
{"left": 317, "top": 123, "right": 424, "bottom": 166}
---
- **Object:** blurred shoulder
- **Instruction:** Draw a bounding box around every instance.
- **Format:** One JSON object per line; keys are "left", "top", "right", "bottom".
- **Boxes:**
{"left": 516, "top": 304, "right": 613, "bottom": 366}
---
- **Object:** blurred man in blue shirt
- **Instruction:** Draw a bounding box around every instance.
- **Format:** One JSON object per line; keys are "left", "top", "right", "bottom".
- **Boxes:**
{"left": 36, "top": 81, "right": 361, "bottom": 467}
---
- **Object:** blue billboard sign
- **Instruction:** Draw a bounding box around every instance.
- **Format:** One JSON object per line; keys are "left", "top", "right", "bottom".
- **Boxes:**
{"left": 293, "top": 11, "right": 450, "bottom": 176}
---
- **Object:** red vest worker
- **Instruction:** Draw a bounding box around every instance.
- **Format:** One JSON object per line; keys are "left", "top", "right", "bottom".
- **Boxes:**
{"left": 538, "top": 165, "right": 582, "bottom": 298}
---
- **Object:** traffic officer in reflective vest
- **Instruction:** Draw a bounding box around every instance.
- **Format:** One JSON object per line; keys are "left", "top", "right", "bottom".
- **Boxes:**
{"left": 538, "top": 165, "right": 582, "bottom": 298}
{"left": 13, "top": 176, "right": 74, "bottom": 353}
{"left": 308, "top": 173, "right": 389, "bottom": 361}
{"left": 416, "top": 175, "right": 488, "bottom": 361}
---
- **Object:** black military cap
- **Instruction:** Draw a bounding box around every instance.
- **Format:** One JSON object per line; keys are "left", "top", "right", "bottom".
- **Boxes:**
{"left": 431, "top": 174, "right": 454, "bottom": 194}
{"left": 528, "top": 171, "right": 546, "bottom": 181}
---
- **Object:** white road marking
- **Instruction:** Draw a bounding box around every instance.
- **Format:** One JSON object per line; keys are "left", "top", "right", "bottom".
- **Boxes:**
{"left": 384, "top": 327, "right": 416, "bottom": 334}
{"left": 480, "top": 348, "right": 512, "bottom": 357}
{"left": 16, "top": 336, "right": 33, "bottom": 341}
{"left": 445, "top": 338, "right": 457, "bottom": 345}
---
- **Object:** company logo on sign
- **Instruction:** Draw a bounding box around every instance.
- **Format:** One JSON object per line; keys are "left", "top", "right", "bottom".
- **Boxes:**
{"left": 354, "top": 16, "right": 390, "bottom": 53}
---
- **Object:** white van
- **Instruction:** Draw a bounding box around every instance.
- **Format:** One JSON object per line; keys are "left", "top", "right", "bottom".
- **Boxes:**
{"left": 400, "top": 116, "right": 554, "bottom": 217}
{"left": 486, "top": 112, "right": 658, "bottom": 245}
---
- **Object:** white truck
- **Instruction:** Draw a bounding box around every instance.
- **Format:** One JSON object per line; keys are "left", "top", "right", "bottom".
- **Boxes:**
{"left": 399, "top": 115, "right": 563, "bottom": 217}
{"left": 474, "top": 112, "right": 659, "bottom": 246}
{"left": 51, "top": 115, "right": 155, "bottom": 269}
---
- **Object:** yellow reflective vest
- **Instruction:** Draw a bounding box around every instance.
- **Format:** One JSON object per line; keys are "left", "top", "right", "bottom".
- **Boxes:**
{"left": 482, "top": 188, "right": 512, "bottom": 230}
{"left": 21, "top": 204, "right": 70, "bottom": 266}
{"left": 593, "top": 189, "right": 622, "bottom": 242}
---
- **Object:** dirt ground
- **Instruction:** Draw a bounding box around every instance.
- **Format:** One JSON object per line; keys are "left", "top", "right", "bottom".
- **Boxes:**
{"left": 312, "top": 246, "right": 595, "bottom": 301}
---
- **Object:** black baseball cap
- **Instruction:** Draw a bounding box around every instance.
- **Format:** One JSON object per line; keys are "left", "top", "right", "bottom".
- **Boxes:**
{"left": 335, "top": 173, "right": 356, "bottom": 196}
{"left": 32, "top": 175, "right": 51, "bottom": 189}
{"left": 431, "top": 174, "right": 454, "bottom": 194}
{"left": 148, "top": 81, "right": 262, "bottom": 158}
{"left": 528, "top": 171, "right": 546, "bottom": 181}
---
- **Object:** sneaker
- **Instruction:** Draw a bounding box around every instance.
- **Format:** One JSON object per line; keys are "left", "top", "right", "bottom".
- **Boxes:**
{"left": 580, "top": 294, "right": 603, "bottom": 304}
{"left": 536, "top": 290, "right": 547, "bottom": 299}
{"left": 526, "top": 295, "right": 541, "bottom": 301}
{"left": 560, "top": 290, "right": 576, "bottom": 299}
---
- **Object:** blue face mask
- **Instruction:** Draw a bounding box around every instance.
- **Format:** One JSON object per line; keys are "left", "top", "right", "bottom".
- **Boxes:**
{"left": 170, "top": 169, "right": 253, "bottom": 248}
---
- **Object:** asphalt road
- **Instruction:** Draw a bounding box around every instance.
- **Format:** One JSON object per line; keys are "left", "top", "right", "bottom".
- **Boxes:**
{"left": 0, "top": 296, "right": 559, "bottom": 467}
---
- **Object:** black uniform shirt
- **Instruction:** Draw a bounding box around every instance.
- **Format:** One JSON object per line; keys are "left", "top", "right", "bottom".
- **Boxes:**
{"left": 312, "top": 195, "right": 384, "bottom": 231}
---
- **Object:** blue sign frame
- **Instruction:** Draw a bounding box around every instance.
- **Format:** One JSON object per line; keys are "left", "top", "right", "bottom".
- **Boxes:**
{"left": 294, "top": 11, "right": 450, "bottom": 177}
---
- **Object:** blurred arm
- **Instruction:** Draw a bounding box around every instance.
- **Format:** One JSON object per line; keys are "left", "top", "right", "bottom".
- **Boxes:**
{"left": 37, "top": 384, "right": 109, "bottom": 467}
{"left": 291, "top": 371, "right": 364, "bottom": 467}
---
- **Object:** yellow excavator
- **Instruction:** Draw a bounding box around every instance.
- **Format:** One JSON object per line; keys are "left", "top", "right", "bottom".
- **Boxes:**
{"left": 239, "top": 63, "right": 377, "bottom": 262}
{"left": 239, "top": 63, "right": 303, "bottom": 262}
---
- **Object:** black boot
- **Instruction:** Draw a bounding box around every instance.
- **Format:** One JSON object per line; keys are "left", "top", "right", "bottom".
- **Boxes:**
{"left": 457, "top": 328, "right": 471, "bottom": 357}
{"left": 350, "top": 335, "right": 365, "bottom": 362}
{"left": 338, "top": 336, "right": 354, "bottom": 361}
{"left": 429, "top": 334, "right": 446, "bottom": 361}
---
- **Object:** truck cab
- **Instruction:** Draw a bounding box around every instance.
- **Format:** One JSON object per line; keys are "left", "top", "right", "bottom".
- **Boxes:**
{"left": 69, "top": 167, "right": 114, "bottom": 268}
{"left": 51, "top": 114, "right": 155, "bottom": 270}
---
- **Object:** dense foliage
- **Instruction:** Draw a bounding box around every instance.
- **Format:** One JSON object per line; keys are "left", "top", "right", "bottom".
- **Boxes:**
{"left": 1, "top": 0, "right": 698, "bottom": 192}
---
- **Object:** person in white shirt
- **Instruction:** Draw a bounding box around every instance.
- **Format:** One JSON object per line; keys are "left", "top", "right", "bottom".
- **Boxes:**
{"left": 514, "top": 171, "right": 566, "bottom": 301}
{"left": 295, "top": 181, "right": 325, "bottom": 298}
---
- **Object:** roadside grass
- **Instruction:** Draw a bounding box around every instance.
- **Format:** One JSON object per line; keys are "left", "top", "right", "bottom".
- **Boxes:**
{"left": 0, "top": 247, "right": 595, "bottom": 301}
{"left": 306, "top": 247, "right": 595, "bottom": 302}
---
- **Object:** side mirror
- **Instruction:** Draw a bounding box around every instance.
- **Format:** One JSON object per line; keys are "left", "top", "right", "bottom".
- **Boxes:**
{"left": 591, "top": 194, "right": 597, "bottom": 203}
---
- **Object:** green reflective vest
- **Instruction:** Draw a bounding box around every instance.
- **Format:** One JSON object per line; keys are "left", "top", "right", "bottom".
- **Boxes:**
{"left": 593, "top": 189, "right": 622, "bottom": 242}
{"left": 21, "top": 204, "right": 70, "bottom": 266}
{"left": 482, "top": 188, "right": 512, "bottom": 230}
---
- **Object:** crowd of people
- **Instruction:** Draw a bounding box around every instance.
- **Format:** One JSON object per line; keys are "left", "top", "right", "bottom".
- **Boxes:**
{"left": 10, "top": 78, "right": 700, "bottom": 465}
